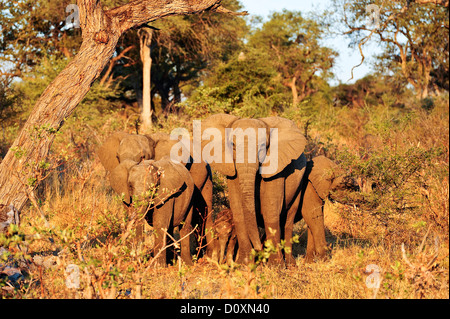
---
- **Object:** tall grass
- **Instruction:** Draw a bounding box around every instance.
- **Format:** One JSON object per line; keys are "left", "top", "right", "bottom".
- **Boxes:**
{"left": 1, "top": 94, "right": 448, "bottom": 299}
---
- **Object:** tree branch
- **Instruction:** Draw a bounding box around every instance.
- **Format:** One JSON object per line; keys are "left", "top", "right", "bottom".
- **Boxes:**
{"left": 106, "top": 0, "right": 244, "bottom": 34}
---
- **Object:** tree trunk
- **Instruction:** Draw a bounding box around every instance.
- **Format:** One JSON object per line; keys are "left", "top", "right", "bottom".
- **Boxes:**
{"left": 288, "top": 77, "right": 299, "bottom": 107}
{"left": 0, "top": 32, "right": 120, "bottom": 211}
{"left": 139, "top": 28, "right": 153, "bottom": 133}
{"left": 0, "top": 0, "right": 242, "bottom": 213}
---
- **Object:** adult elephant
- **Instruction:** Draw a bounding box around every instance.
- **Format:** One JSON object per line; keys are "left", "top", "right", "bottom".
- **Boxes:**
{"left": 200, "top": 114, "right": 307, "bottom": 264}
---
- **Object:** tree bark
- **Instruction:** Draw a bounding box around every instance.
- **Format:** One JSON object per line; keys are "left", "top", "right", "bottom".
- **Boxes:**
{"left": 0, "top": 0, "right": 241, "bottom": 213}
{"left": 139, "top": 28, "right": 153, "bottom": 133}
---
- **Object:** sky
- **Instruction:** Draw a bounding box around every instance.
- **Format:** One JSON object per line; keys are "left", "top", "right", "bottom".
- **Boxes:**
{"left": 239, "top": 0, "right": 378, "bottom": 84}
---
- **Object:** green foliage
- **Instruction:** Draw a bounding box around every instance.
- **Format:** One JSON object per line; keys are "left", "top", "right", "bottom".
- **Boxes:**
{"left": 332, "top": 74, "right": 409, "bottom": 109}
{"left": 0, "top": 0, "right": 82, "bottom": 81}
{"left": 195, "top": 48, "right": 286, "bottom": 117}
{"left": 191, "top": 10, "right": 337, "bottom": 116}
{"left": 180, "top": 87, "right": 236, "bottom": 118}
{"left": 139, "top": 0, "right": 248, "bottom": 110}
{"left": 335, "top": 144, "right": 445, "bottom": 241}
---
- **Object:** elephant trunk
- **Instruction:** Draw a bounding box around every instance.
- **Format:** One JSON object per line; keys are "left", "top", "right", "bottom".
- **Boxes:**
{"left": 238, "top": 166, "right": 262, "bottom": 251}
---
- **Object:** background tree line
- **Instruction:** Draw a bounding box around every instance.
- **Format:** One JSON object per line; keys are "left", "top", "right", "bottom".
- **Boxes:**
{"left": 1, "top": 0, "right": 447, "bottom": 138}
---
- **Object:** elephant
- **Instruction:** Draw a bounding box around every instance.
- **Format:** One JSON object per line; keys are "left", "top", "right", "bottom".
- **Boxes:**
{"left": 109, "top": 157, "right": 195, "bottom": 266}
{"left": 96, "top": 131, "right": 156, "bottom": 174}
{"left": 97, "top": 131, "right": 213, "bottom": 257}
{"left": 199, "top": 114, "right": 307, "bottom": 265}
{"left": 210, "top": 209, "right": 236, "bottom": 265}
{"left": 284, "top": 155, "right": 359, "bottom": 264}
{"left": 146, "top": 132, "right": 214, "bottom": 258}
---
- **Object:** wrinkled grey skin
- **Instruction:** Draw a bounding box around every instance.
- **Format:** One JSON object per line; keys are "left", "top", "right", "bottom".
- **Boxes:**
{"left": 110, "top": 157, "right": 194, "bottom": 266}
{"left": 210, "top": 209, "right": 236, "bottom": 265}
{"left": 146, "top": 132, "right": 214, "bottom": 258}
{"left": 284, "top": 156, "right": 360, "bottom": 264}
{"left": 200, "top": 114, "right": 307, "bottom": 265}
{"left": 96, "top": 131, "right": 155, "bottom": 174}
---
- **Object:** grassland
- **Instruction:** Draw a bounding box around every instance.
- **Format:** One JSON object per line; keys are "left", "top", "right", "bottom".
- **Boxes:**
{"left": 0, "top": 95, "right": 448, "bottom": 299}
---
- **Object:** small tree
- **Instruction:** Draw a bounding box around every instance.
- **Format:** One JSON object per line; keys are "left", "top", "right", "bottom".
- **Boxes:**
{"left": 249, "top": 10, "right": 337, "bottom": 106}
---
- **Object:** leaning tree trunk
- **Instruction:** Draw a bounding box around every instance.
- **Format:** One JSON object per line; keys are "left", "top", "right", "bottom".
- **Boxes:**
{"left": 138, "top": 27, "right": 153, "bottom": 133}
{"left": 0, "top": 0, "right": 243, "bottom": 214}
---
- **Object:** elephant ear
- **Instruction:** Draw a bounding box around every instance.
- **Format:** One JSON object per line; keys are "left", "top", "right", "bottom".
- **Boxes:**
{"left": 148, "top": 132, "right": 192, "bottom": 164}
{"left": 109, "top": 159, "right": 137, "bottom": 205}
{"left": 144, "top": 135, "right": 156, "bottom": 159}
{"left": 151, "top": 157, "right": 191, "bottom": 206}
{"left": 117, "top": 134, "right": 154, "bottom": 163}
{"left": 201, "top": 114, "right": 239, "bottom": 177}
{"left": 97, "top": 132, "right": 129, "bottom": 172}
{"left": 258, "top": 117, "right": 307, "bottom": 178}
{"left": 308, "top": 156, "right": 340, "bottom": 200}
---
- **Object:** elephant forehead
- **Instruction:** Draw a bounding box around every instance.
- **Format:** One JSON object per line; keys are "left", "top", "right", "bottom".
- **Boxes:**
{"left": 129, "top": 164, "right": 155, "bottom": 183}
{"left": 231, "top": 118, "right": 267, "bottom": 129}
{"left": 118, "top": 137, "right": 146, "bottom": 157}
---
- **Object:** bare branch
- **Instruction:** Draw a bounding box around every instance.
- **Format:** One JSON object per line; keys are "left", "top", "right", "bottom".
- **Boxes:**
{"left": 426, "top": 236, "right": 440, "bottom": 269}
{"left": 345, "top": 2, "right": 410, "bottom": 81}
{"left": 145, "top": 225, "right": 198, "bottom": 269}
{"left": 99, "top": 45, "right": 136, "bottom": 87}
{"left": 417, "top": 225, "right": 432, "bottom": 253}
{"left": 213, "top": 5, "right": 248, "bottom": 16}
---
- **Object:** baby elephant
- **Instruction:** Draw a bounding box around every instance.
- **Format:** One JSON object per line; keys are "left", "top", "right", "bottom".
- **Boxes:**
{"left": 210, "top": 209, "right": 236, "bottom": 265}
{"left": 285, "top": 156, "right": 359, "bottom": 264}
{"left": 109, "top": 157, "right": 195, "bottom": 266}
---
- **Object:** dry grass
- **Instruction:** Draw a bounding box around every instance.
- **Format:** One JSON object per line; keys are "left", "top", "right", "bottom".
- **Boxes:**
{"left": 1, "top": 159, "right": 447, "bottom": 299}
{"left": 1, "top": 98, "right": 449, "bottom": 299}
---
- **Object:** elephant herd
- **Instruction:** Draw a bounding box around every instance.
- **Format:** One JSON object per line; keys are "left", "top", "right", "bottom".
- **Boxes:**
{"left": 97, "top": 114, "right": 358, "bottom": 267}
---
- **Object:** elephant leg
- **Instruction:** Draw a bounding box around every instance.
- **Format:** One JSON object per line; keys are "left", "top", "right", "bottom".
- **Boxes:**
{"left": 305, "top": 227, "right": 316, "bottom": 263}
{"left": 260, "top": 179, "right": 285, "bottom": 265}
{"left": 226, "top": 232, "right": 237, "bottom": 265}
{"left": 179, "top": 205, "right": 194, "bottom": 266}
{"left": 302, "top": 184, "right": 328, "bottom": 262}
{"left": 201, "top": 179, "right": 214, "bottom": 258}
{"left": 133, "top": 217, "right": 145, "bottom": 251}
{"left": 210, "top": 237, "right": 219, "bottom": 263}
{"left": 152, "top": 201, "right": 174, "bottom": 266}
{"left": 218, "top": 233, "right": 228, "bottom": 264}
{"left": 227, "top": 176, "right": 253, "bottom": 264}
{"left": 284, "top": 194, "right": 301, "bottom": 266}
